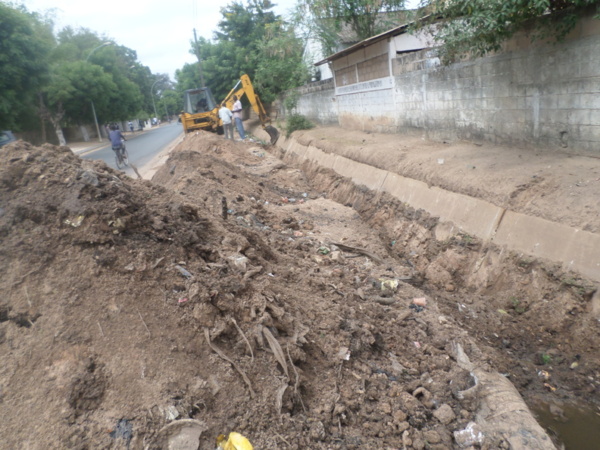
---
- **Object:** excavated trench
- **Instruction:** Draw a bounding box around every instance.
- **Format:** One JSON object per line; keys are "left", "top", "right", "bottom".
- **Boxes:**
{"left": 267, "top": 141, "right": 600, "bottom": 449}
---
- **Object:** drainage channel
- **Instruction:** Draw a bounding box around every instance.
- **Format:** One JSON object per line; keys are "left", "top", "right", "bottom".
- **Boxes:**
{"left": 272, "top": 142, "right": 600, "bottom": 449}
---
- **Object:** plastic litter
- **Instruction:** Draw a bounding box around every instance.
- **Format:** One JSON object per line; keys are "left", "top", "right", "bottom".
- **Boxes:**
{"left": 64, "top": 215, "right": 85, "bottom": 227}
{"left": 175, "top": 265, "right": 192, "bottom": 279}
{"left": 379, "top": 279, "right": 399, "bottom": 292}
{"left": 216, "top": 432, "right": 253, "bottom": 449}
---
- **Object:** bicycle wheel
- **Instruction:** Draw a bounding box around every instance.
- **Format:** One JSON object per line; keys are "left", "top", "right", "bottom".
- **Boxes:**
{"left": 121, "top": 147, "right": 129, "bottom": 167}
{"left": 115, "top": 149, "right": 123, "bottom": 169}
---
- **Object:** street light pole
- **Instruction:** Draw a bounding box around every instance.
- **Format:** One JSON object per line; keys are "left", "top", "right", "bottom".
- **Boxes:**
{"left": 86, "top": 42, "right": 113, "bottom": 142}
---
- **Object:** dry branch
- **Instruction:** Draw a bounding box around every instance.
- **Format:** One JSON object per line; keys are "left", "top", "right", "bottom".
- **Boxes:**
{"left": 262, "top": 327, "right": 289, "bottom": 379}
{"left": 204, "top": 328, "right": 255, "bottom": 398}
{"left": 231, "top": 317, "right": 254, "bottom": 362}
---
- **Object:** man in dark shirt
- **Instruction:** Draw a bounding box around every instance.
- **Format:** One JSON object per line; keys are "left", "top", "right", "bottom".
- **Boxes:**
{"left": 109, "top": 124, "right": 126, "bottom": 151}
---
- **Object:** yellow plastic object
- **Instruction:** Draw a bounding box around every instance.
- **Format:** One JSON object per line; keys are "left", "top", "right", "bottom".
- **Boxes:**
{"left": 216, "top": 432, "right": 254, "bottom": 450}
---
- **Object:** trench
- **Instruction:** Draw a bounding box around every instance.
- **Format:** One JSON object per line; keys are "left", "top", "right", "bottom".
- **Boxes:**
{"left": 264, "top": 138, "right": 600, "bottom": 449}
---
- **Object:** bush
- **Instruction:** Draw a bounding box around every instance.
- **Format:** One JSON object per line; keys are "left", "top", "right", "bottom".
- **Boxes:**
{"left": 285, "top": 114, "right": 314, "bottom": 137}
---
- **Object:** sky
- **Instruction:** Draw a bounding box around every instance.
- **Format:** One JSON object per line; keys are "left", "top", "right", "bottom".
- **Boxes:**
{"left": 19, "top": 0, "right": 300, "bottom": 79}
{"left": 19, "top": 0, "right": 418, "bottom": 80}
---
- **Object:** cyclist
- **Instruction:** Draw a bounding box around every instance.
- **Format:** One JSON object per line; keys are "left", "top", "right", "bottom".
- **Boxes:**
{"left": 109, "top": 124, "right": 126, "bottom": 154}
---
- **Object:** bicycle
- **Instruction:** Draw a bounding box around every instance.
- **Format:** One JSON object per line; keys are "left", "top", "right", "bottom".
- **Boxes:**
{"left": 114, "top": 140, "right": 129, "bottom": 169}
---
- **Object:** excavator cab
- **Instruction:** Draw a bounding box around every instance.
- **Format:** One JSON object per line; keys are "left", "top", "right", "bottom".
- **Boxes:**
{"left": 180, "top": 87, "right": 219, "bottom": 133}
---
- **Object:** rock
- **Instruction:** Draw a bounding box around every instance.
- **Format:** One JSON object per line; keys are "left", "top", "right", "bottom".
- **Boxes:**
{"left": 79, "top": 170, "right": 99, "bottom": 186}
{"left": 330, "top": 251, "right": 345, "bottom": 263}
{"left": 392, "top": 410, "right": 408, "bottom": 423}
{"left": 423, "top": 430, "right": 441, "bottom": 444}
{"left": 309, "top": 420, "right": 325, "bottom": 441}
{"left": 453, "top": 422, "right": 484, "bottom": 448}
{"left": 433, "top": 404, "right": 456, "bottom": 425}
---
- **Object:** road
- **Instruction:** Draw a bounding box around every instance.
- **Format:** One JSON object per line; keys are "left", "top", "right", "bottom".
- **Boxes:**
{"left": 82, "top": 122, "right": 183, "bottom": 175}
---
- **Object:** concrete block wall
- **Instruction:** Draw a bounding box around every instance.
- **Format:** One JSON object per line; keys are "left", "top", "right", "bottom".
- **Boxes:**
{"left": 296, "top": 14, "right": 600, "bottom": 154}
{"left": 392, "top": 31, "right": 600, "bottom": 152}
{"left": 337, "top": 88, "right": 397, "bottom": 133}
{"left": 286, "top": 79, "right": 339, "bottom": 125}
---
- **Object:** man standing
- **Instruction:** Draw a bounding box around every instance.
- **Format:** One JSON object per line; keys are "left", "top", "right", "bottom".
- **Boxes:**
{"left": 232, "top": 95, "right": 246, "bottom": 140}
{"left": 219, "top": 103, "right": 234, "bottom": 140}
{"left": 128, "top": 121, "right": 134, "bottom": 133}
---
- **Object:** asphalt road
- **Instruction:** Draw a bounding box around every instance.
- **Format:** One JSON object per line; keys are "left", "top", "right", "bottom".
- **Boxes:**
{"left": 82, "top": 122, "right": 183, "bottom": 174}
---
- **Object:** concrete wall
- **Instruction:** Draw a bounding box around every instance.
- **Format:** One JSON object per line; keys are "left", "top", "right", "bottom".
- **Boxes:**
{"left": 288, "top": 79, "right": 338, "bottom": 125}
{"left": 273, "top": 133, "right": 600, "bottom": 283}
{"left": 291, "top": 13, "right": 600, "bottom": 154}
{"left": 392, "top": 23, "right": 600, "bottom": 152}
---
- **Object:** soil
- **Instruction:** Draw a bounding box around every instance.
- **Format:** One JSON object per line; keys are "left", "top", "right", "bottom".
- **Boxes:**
{"left": 0, "top": 128, "right": 599, "bottom": 449}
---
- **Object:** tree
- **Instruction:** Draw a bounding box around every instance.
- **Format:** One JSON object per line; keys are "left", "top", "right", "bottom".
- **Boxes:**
{"left": 293, "top": 0, "right": 407, "bottom": 56}
{"left": 180, "top": 0, "right": 308, "bottom": 104}
{"left": 255, "top": 21, "right": 310, "bottom": 102}
{"left": 412, "top": 0, "right": 600, "bottom": 63}
{"left": 0, "top": 3, "right": 53, "bottom": 130}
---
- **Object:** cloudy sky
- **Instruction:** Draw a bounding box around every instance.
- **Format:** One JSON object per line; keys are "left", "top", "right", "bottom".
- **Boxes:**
{"left": 19, "top": 0, "right": 418, "bottom": 80}
{"left": 19, "top": 0, "right": 299, "bottom": 79}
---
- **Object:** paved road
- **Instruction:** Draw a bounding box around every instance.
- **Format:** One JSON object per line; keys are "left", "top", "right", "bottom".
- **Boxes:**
{"left": 82, "top": 122, "right": 183, "bottom": 175}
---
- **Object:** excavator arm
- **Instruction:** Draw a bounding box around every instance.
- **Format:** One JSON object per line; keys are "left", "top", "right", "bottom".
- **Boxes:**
{"left": 222, "top": 74, "right": 279, "bottom": 144}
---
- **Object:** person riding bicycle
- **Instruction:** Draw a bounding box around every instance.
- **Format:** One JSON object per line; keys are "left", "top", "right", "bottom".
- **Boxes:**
{"left": 109, "top": 124, "right": 126, "bottom": 152}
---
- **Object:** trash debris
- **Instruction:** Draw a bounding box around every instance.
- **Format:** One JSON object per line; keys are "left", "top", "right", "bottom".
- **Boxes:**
{"left": 227, "top": 254, "right": 249, "bottom": 273}
{"left": 379, "top": 279, "right": 399, "bottom": 292}
{"left": 318, "top": 246, "right": 330, "bottom": 255}
{"left": 64, "top": 215, "right": 85, "bottom": 227}
{"left": 109, "top": 419, "right": 133, "bottom": 446}
{"left": 412, "top": 297, "right": 427, "bottom": 307}
{"left": 544, "top": 383, "right": 557, "bottom": 392}
{"left": 453, "top": 422, "right": 484, "bottom": 448}
{"left": 409, "top": 303, "right": 424, "bottom": 313}
{"left": 537, "top": 370, "right": 550, "bottom": 380}
{"left": 178, "top": 298, "right": 188, "bottom": 304}
{"left": 216, "top": 431, "right": 254, "bottom": 449}
{"left": 414, "top": 341, "right": 421, "bottom": 349}
{"left": 338, "top": 346, "right": 351, "bottom": 361}
{"left": 163, "top": 405, "right": 180, "bottom": 421}
{"left": 293, "top": 231, "right": 304, "bottom": 237}
{"left": 437, "top": 158, "right": 445, "bottom": 165}
{"left": 570, "top": 361, "right": 579, "bottom": 369}
{"left": 175, "top": 265, "right": 193, "bottom": 279}
{"left": 153, "top": 419, "right": 207, "bottom": 450}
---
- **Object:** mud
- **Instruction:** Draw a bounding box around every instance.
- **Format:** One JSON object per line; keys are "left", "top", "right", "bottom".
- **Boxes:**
{"left": 0, "top": 133, "right": 598, "bottom": 449}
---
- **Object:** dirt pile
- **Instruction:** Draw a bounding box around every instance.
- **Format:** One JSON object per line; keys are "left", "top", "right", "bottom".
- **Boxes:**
{"left": 0, "top": 134, "right": 593, "bottom": 449}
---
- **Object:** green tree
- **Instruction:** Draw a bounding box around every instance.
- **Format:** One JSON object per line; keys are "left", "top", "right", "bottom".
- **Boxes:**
{"left": 293, "top": 0, "right": 407, "bottom": 56}
{"left": 413, "top": 0, "right": 600, "bottom": 63}
{"left": 180, "top": 0, "right": 308, "bottom": 104}
{"left": 255, "top": 21, "right": 310, "bottom": 102}
{"left": 0, "top": 2, "right": 53, "bottom": 130}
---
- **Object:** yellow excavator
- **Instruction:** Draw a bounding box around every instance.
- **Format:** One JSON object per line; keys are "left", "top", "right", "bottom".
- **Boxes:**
{"left": 179, "top": 74, "right": 279, "bottom": 144}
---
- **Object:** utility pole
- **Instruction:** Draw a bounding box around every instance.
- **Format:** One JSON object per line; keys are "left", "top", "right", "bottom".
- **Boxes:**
{"left": 193, "top": 28, "right": 206, "bottom": 88}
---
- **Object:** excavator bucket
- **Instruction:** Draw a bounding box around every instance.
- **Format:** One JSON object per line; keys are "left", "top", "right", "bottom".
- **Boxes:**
{"left": 264, "top": 125, "right": 280, "bottom": 145}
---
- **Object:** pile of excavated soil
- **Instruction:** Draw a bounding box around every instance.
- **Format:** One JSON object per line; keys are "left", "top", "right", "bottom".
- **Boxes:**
{"left": 0, "top": 133, "right": 597, "bottom": 449}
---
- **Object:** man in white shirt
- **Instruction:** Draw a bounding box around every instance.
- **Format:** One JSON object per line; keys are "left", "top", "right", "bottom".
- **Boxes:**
{"left": 232, "top": 95, "right": 246, "bottom": 140}
{"left": 218, "top": 103, "right": 234, "bottom": 140}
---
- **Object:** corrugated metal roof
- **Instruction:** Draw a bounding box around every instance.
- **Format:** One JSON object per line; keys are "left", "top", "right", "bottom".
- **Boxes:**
{"left": 314, "top": 22, "right": 410, "bottom": 66}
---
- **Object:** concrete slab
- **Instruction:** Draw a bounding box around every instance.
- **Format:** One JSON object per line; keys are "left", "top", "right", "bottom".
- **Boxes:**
{"left": 493, "top": 211, "right": 600, "bottom": 281}
{"left": 332, "top": 156, "right": 389, "bottom": 191}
